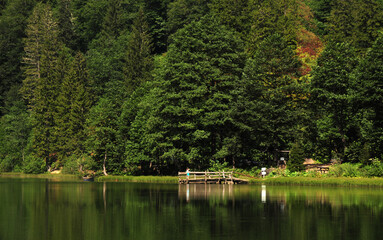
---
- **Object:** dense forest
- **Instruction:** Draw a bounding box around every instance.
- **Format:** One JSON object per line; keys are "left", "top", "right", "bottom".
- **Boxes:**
{"left": 0, "top": 0, "right": 383, "bottom": 175}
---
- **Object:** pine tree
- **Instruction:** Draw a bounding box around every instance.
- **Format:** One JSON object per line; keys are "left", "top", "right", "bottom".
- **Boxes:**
{"left": 167, "top": 0, "right": 210, "bottom": 36}
{"left": 328, "top": 0, "right": 383, "bottom": 54}
{"left": 21, "top": 2, "right": 66, "bottom": 170}
{"left": 124, "top": 7, "right": 153, "bottom": 93}
{"left": 209, "top": 0, "right": 250, "bottom": 38}
{"left": 288, "top": 141, "right": 305, "bottom": 172}
{"left": 355, "top": 33, "right": 383, "bottom": 159}
{"left": 57, "top": 0, "right": 77, "bottom": 50}
{"left": 56, "top": 52, "right": 92, "bottom": 160}
{"left": 148, "top": 16, "right": 246, "bottom": 171}
{"left": 310, "top": 42, "right": 359, "bottom": 161}
{"left": 102, "top": 0, "right": 123, "bottom": 37}
{"left": 0, "top": 0, "right": 36, "bottom": 115}
{"left": 247, "top": 0, "right": 301, "bottom": 55}
{"left": 240, "top": 34, "right": 302, "bottom": 163}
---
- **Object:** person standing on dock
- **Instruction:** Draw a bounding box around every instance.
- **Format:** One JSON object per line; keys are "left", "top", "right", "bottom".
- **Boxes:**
{"left": 186, "top": 168, "right": 190, "bottom": 180}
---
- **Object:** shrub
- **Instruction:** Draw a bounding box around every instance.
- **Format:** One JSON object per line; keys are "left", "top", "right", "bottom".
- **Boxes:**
{"left": 23, "top": 155, "right": 45, "bottom": 174}
{"left": 362, "top": 159, "right": 383, "bottom": 177}
{"left": 328, "top": 163, "right": 361, "bottom": 177}
{"left": 288, "top": 142, "right": 305, "bottom": 172}
{"left": 62, "top": 154, "right": 97, "bottom": 175}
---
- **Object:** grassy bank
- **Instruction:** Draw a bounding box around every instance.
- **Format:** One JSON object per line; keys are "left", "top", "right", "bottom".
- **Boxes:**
{"left": 0, "top": 172, "right": 81, "bottom": 181}
{"left": 0, "top": 173, "right": 179, "bottom": 183}
{"left": 248, "top": 176, "right": 383, "bottom": 187}
{"left": 3, "top": 172, "right": 383, "bottom": 187}
{"left": 96, "top": 175, "right": 179, "bottom": 183}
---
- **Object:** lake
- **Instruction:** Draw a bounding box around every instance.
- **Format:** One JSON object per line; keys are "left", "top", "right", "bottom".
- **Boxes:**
{"left": 0, "top": 177, "right": 383, "bottom": 240}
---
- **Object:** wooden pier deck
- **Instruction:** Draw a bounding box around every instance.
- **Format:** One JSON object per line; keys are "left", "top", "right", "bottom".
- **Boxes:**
{"left": 178, "top": 171, "right": 248, "bottom": 184}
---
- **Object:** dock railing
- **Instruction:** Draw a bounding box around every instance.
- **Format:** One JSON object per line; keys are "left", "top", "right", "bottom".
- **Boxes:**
{"left": 178, "top": 171, "right": 234, "bottom": 184}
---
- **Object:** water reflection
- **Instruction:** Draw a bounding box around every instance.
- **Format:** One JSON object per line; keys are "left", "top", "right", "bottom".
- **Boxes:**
{"left": 178, "top": 184, "right": 234, "bottom": 201}
{"left": 2, "top": 178, "right": 383, "bottom": 240}
{"left": 261, "top": 184, "right": 266, "bottom": 203}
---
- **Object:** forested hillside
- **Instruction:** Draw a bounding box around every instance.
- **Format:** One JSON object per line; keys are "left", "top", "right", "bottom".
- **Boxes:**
{"left": 1, "top": 0, "right": 382, "bottom": 175}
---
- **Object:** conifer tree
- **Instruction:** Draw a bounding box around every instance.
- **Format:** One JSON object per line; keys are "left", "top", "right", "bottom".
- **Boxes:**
{"left": 310, "top": 42, "right": 359, "bottom": 161}
{"left": 209, "top": 0, "right": 250, "bottom": 38}
{"left": 239, "top": 34, "right": 302, "bottom": 163}
{"left": 56, "top": 52, "right": 92, "bottom": 160}
{"left": 148, "top": 16, "right": 246, "bottom": 171}
{"left": 247, "top": 0, "right": 301, "bottom": 55}
{"left": 355, "top": 33, "right": 383, "bottom": 159}
{"left": 0, "top": 99, "right": 31, "bottom": 172}
{"left": 328, "top": 0, "right": 383, "bottom": 54}
{"left": 102, "top": 0, "right": 123, "bottom": 37}
{"left": 0, "top": 0, "right": 36, "bottom": 115}
{"left": 124, "top": 7, "right": 153, "bottom": 93}
{"left": 57, "top": 0, "right": 77, "bottom": 50}
{"left": 288, "top": 141, "right": 305, "bottom": 172}
{"left": 21, "top": 2, "right": 66, "bottom": 170}
{"left": 167, "top": 0, "right": 210, "bottom": 36}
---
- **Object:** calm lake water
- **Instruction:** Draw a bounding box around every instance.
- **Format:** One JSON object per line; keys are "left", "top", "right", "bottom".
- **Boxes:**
{"left": 1, "top": 177, "right": 383, "bottom": 240}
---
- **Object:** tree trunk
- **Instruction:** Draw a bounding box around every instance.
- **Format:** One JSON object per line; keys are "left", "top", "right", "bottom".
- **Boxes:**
{"left": 232, "top": 156, "right": 235, "bottom": 169}
{"left": 103, "top": 151, "right": 108, "bottom": 176}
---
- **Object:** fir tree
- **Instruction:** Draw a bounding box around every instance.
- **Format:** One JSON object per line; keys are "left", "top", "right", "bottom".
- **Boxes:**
{"left": 310, "top": 42, "right": 359, "bottom": 161}
{"left": 239, "top": 34, "right": 302, "bottom": 163}
{"left": 288, "top": 141, "right": 305, "bottom": 172}
{"left": 56, "top": 52, "right": 92, "bottom": 160}
{"left": 57, "top": 0, "right": 77, "bottom": 50}
{"left": 328, "top": 0, "right": 383, "bottom": 54}
{"left": 148, "top": 15, "right": 246, "bottom": 171}
{"left": 355, "top": 33, "right": 383, "bottom": 159}
{"left": 21, "top": 2, "right": 66, "bottom": 170}
{"left": 124, "top": 7, "right": 153, "bottom": 93}
{"left": 167, "top": 0, "right": 210, "bottom": 36}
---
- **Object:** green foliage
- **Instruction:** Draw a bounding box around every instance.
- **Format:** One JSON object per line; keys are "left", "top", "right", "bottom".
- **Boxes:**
{"left": 238, "top": 34, "right": 302, "bottom": 163}
{"left": 86, "top": 33, "right": 128, "bottom": 97}
{"left": 62, "top": 154, "right": 96, "bottom": 175}
{"left": 209, "top": 0, "right": 250, "bottom": 38}
{"left": 288, "top": 142, "right": 305, "bottom": 172}
{"left": 246, "top": 0, "right": 301, "bottom": 55}
{"left": 328, "top": 163, "right": 362, "bottom": 177}
{"left": 310, "top": 42, "right": 359, "bottom": 161}
{"left": 362, "top": 159, "right": 383, "bottom": 177}
{"left": 208, "top": 159, "right": 229, "bottom": 172}
{"left": 0, "top": 100, "right": 31, "bottom": 172}
{"left": 22, "top": 155, "right": 45, "bottom": 174}
{"left": 149, "top": 15, "right": 246, "bottom": 171}
{"left": 124, "top": 7, "right": 153, "bottom": 93}
{"left": 167, "top": 0, "right": 210, "bottom": 36}
{"left": 86, "top": 96, "right": 124, "bottom": 175}
{"left": 56, "top": 0, "right": 77, "bottom": 50}
{"left": 55, "top": 52, "right": 93, "bottom": 159}
{"left": 354, "top": 32, "right": 383, "bottom": 160}
{"left": 2, "top": 0, "right": 383, "bottom": 176}
{"left": 327, "top": 0, "right": 383, "bottom": 54}
{"left": 71, "top": 0, "right": 108, "bottom": 51}
{"left": 0, "top": 0, "right": 36, "bottom": 115}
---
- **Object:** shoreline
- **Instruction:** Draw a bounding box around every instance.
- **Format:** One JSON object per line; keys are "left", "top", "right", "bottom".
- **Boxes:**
{"left": 2, "top": 173, "right": 383, "bottom": 187}
{"left": 248, "top": 176, "right": 383, "bottom": 187}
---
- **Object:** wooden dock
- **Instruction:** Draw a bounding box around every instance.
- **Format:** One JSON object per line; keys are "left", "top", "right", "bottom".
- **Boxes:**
{"left": 178, "top": 171, "right": 248, "bottom": 184}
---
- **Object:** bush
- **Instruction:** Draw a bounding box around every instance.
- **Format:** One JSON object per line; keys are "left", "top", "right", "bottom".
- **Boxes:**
{"left": 23, "top": 155, "right": 45, "bottom": 174}
{"left": 208, "top": 159, "right": 229, "bottom": 172}
{"left": 328, "top": 163, "right": 361, "bottom": 177}
{"left": 62, "top": 154, "right": 97, "bottom": 175}
{"left": 288, "top": 142, "right": 305, "bottom": 172}
{"left": 362, "top": 159, "right": 383, "bottom": 177}
{"left": 0, "top": 156, "right": 14, "bottom": 172}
